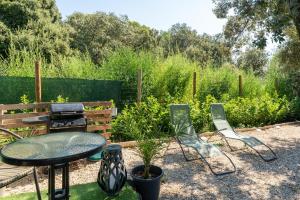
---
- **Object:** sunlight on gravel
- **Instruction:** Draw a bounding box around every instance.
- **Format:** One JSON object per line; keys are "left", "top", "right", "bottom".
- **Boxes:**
{"left": 2, "top": 123, "right": 300, "bottom": 200}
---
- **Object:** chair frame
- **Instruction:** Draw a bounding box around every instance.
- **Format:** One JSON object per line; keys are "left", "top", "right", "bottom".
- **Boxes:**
{"left": 216, "top": 128, "right": 277, "bottom": 162}
{"left": 170, "top": 104, "right": 236, "bottom": 176}
{"left": 210, "top": 104, "right": 277, "bottom": 162}
{"left": 175, "top": 133, "right": 236, "bottom": 176}
{"left": 0, "top": 127, "right": 41, "bottom": 200}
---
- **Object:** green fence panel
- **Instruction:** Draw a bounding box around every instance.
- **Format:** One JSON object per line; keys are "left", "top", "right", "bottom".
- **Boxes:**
{"left": 0, "top": 76, "right": 123, "bottom": 106}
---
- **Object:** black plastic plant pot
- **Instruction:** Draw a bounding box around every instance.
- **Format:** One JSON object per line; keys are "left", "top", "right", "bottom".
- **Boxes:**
{"left": 131, "top": 165, "right": 163, "bottom": 200}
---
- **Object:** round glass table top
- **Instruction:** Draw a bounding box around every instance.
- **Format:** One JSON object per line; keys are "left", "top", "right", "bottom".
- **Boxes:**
{"left": 1, "top": 132, "right": 106, "bottom": 166}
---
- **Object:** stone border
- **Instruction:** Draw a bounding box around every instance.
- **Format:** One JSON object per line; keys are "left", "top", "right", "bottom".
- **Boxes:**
{"left": 115, "top": 121, "right": 300, "bottom": 148}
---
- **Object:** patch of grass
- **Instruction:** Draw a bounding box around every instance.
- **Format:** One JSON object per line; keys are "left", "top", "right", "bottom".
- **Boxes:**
{"left": 0, "top": 182, "right": 138, "bottom": 200}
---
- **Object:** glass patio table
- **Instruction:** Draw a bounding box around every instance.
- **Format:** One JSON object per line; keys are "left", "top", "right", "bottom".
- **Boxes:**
{"left": 0, "top": 132, "right": 106, "bottom": 200}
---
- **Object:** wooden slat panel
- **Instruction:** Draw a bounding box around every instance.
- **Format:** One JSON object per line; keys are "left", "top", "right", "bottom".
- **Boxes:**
{"left": 4, "top": 118, "right": 110, "bottom": 127}
{"left": 0, "top": 123, "right": 43, "bottom": 129}
{"left": 1, "top": 110, "right": 111, "bottom": 120}
{"left": 118, "top": 141, "right": 137, "bottom": 148}
{"left": 87, "top": 125, "right": 112, "bottom": 132}
{"left": 0, "top": 101, "right": 113, "bottom": 140}
{"left": 87, "top": 117, "right": 111, "bottom": 124}
{"left": 82, "top": 101, "right": 112, "bottom": 107}
{"left": 0, "top": 101, "right": 112, "bottom": 111}
{"left": 15, "top": 129, "right": 47, "bottom": 135}
{"left": 0, "top": 103, "right": 50, "bottom": 111}
{"left": 2, "top": 118, "right": 110, "bottom": 128}
{"left": 0, "top": 112, "right": 48, "bottom": 120}
{"left": 85, "top": 110, "right": 112, "bottom": 115}
{"left": 3, "top": 119, "right": 24, "bottom": 125}
{"left": 101, "top": 132, "right": 111, "bottom": 139}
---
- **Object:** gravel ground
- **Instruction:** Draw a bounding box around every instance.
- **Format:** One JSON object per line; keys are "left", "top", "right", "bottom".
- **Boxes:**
{"left": 2, "top": 123, "right": 300, "bottom": 200}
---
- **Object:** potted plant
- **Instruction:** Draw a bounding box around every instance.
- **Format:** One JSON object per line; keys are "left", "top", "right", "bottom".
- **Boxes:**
{"left": 123, "top": 99, "right": 168, "bottom": 200}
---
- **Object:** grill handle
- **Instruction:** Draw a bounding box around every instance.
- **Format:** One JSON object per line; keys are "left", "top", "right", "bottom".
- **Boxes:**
{"left": 60, "top": 111, "right": 78, "bottom": 115}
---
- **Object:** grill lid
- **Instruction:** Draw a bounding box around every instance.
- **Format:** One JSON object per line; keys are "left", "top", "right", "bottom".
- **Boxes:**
{"left": 50, "top": 103, "right": 84, "bottom": 115}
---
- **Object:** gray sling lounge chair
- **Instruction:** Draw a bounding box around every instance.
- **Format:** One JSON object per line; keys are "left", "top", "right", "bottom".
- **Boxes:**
{"left": 210, "top": 103, "right": 277, "bottom": 162}
{"left": 170, "top": 104, "right": 236, "bottom": 175}
{"left": 0, "top": 128, "right": 41, "bottom": 200}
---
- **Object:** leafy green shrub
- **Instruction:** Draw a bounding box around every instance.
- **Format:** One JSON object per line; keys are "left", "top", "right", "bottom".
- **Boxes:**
{"left": 224, "top": 94, "right": 291, "bottom": 128}
{"left": 187, "top": 94, "right": 293, "bottom": 133}
{"left": 120, "top": 100, "right": 168, "bottom": 178}
{"left": 264, "top": 58, "right": 293, "bottom": 98}
{"left": 189, "top": 95, "right": 217, "bottom": 132}
{"left": 290, "top": 97, "right": 300, "bottom": 120}
{"left": 111, "top": 96, "right": 170, "bottom": 142}
{"left": 51, "top": 95, "right": 69, "bottom": 103}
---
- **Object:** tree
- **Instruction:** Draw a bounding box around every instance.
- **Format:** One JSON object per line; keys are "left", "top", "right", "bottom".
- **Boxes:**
{"left": 0, "top": 0, "right": 71, "bottom": 60}
{"left": 159, "top": 23, "right": 231, "bottom": 66}
{"left": 213, "top": 0, "right": 300, "bottom": 48}
{"left": 0, "top": 0, "right": 61, "bottom": 30}
{"left": 277, "top": 27, "right": 300, "bottom": 70}
{"left": 66, "top": 12, "right": 158, "bottom": 64}
{"left": 160, "top": 23, "right": 198, "bottom": 54}
{"left": 236, "top": 48, "right": 268, "bottom": 75}
{"left": 0, "top": 22, "right": 11, "bottom": 56}
{"left": 124, "top": 21, "right": 159, "bottom": 52}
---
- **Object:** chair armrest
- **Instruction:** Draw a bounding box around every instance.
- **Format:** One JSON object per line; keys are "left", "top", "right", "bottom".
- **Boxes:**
{"left": 0, "top": 128, "right": 23, "bottom": 139}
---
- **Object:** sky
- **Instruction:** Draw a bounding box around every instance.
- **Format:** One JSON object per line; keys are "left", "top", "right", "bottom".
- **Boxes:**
{"left": 56, "top": 0, "right": 226, "bottom": 35}
{"left": 56, "top": 0, "right": 277, "bottom": 53}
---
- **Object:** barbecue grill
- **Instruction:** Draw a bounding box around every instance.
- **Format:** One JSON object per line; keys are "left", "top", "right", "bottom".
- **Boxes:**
{"left": 48, "top": 103, "right": 87, "bottom": 133}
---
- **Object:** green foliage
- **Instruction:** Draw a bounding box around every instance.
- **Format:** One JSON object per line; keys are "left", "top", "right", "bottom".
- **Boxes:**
{"left": 291, "top": 97, "right": 300, "bottom": 120}
{"left": 198, "top": 65, "right": 237, "bottom": 100}
{"left": 112, "top": 96, "right": 169, "bottom": 141}
{"left": 188, "top": 94, "right": 293, "bottom": 132}
{"left": 0, "top": 21, "right": 11, "bottom": 58}
{"left": 197, "top": 65, "right": 264, "bottom": 101}
{"left": 213, "top": 0, "right": 299, "bottom": 48}
{"left": 160, "top": 23, "right": 231, "bottom": 66}
{"left": 277, "top": 27, "right": 300, "bottom": 71}
{"left": 189, "top": 95, "right": 218, "bottom": 132}
{"left": 224, "top": 94, "right": 292, "bottom": 128}
{"left": 236, "top": 48, "right": 268, "bottom": 75}
{"left": 0, "top": 0, "right": 37, "bottom": 30}
{"left": 101, "top": 48, "right": 157, "bottom": 97}
{"left": 112, "top": 97, "right": 169, "bottom": 178}
{"left": 153, "top": 55, "right": 195, "bottom": 99}
{"left": 0, "top": 44, "right": 99, "bottom": 79}
{"left": 66, "top": 12, "right": 158, "bottom": 64}
{"left": 20, "top": 94, "right": 30, "bottom": 104}
{"left": 0, "top": 0, "right": 71, "bottom": 61}
{"left": 0, "top": 0, "right": 61, "bottom": 30}
{"left": 51, "top": 95, "right": 69, "bottom": 103}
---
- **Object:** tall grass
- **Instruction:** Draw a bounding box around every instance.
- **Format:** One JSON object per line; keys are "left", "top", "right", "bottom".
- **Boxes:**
{"left": 153, "top": 54, "right": 196, "bottom": 99}
{"left": 101, "top": 48, "right": 159, "bottom": 97}
{"left": 0, "top": 44, "right": 290, "bottom": 105}
{"left": 197, "top": 64, "right": 265, "bottom": 101}
{"left": 0, "top": 44, "right": 100, "bottom": 79}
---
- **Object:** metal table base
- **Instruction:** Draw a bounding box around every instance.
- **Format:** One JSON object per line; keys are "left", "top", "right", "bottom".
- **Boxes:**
{"left": 48, "top": 163, "right": 69, "bottom": 200}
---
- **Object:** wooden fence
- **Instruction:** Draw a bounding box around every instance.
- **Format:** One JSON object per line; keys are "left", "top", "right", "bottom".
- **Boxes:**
{"left": 0, "top": 101, "right": 112, "bottom": 140}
